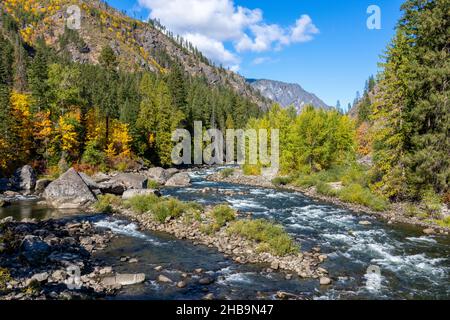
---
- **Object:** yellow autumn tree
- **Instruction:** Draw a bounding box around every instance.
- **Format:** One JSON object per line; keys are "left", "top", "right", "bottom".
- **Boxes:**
{"left": 32, "top": 110, "right": 53, "bottom": 159}
{"left": 52, "top": 113, "right": 80, "bottom": 159}
{"left": 10, "top": 91, "right": 33, "bottom": 162}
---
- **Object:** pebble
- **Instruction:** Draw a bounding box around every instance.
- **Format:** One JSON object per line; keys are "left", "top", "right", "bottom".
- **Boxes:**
{"left": 157, "top": 275, "right": 173, "bottom": 283}
{"left": 319, "top": 277, "right": 332, "bottom": 285}
{"left": 154, "top": 266, "right": 163, "bottom": 272}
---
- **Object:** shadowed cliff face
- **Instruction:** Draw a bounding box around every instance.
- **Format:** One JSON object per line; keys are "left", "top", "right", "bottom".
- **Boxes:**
{"left": 248, "top": 79, "right": 330, "bottom": 112}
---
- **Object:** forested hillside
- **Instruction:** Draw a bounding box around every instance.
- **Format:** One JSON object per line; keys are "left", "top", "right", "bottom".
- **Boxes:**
{"left": 0, "top": 0, "right": 264, "bottom": 175}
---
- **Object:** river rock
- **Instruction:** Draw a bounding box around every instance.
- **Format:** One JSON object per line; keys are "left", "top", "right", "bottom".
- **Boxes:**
{"left": 319, "top": 277, "right": 332, "bottom": 285}
{"left": 423, "top": 228, "right": 436, "bottom": 235}
{"left": 359, "top": 220, "right": 372, "bottom": 226}
{"left": 177, "top": 280, "right": 188, "bottom": 288}
{"left": 157, "top": 275, "right": 173, "bottom": 283}
{"left": 35, "top": 179, "right": 52, "bottom": 192}
{"left": 198, "top": 277, "right": 214, "bottom": 285}
{"left": 165, "top": 173, "right": 191, "bottom": 187}
{"left": 20, "top": 235, "right": 51, "bottom": 265}
{"left": 202, "top": 293, "right": 215, "bottom": 300}
{"left": 146, "top": 167, "right": 170, "bottom": 185}
{"left": 102, "top": 273, "right": 146, "bottom": 286}
{"left": 31, "top": 272, "right": 49, "bottom": 283}
{"left": 43, "top": 168, "right": 97, "bottom": 209}
{"left": 122, "top": 189, "right": 160, "bottom": 200}
{"left": 11, "top": 165, "right": 36, "bottom": 191}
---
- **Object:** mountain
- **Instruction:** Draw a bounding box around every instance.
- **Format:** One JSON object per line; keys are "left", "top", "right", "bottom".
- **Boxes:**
{"left": 0, "top": 0, "right": 266, "bottom": 107}
{"left": 247, "top": 79, "right": 329, "bottom": 112}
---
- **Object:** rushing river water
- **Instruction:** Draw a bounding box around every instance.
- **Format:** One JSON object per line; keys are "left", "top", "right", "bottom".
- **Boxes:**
{"left": 1, "top": 168, "right": 449, "bottom": 300}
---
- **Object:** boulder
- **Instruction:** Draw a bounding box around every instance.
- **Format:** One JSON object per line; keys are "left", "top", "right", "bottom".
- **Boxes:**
{"left": 122, "top": 189, "right": 161, "bottom": 200}
{"left": 423, "top": 228, "right": 436, "bottom": 235}
{"left": 92, "top": 172, "right": 111, "bottom": 183}
{"left": 43, "top": 168, "right": 97, "bottom": 209}
{"left": 102, "top": 273, "right": 146, "bottom": 287}
{"left": 11, "top": 165, "right": 36, "bottom": 191}
{"left": 146, "top": 167, "right": 170, "bottom": 185}
{"left": 35, "top": 179, "right": 52, "bottom": 192}
{"left": 99, "top": 173, "right": 148, "bottom": 195}
{"left": 79, "top": 172, "right": 100, "bottom": 190}
{"left": 165, "top": 168, "right": 180, "bottom": 178}
{"left": 98, "top": 181, "right": 125, "bottom": 196}
{"left": 165, "top": 173, "right": 191, "bottom": 187}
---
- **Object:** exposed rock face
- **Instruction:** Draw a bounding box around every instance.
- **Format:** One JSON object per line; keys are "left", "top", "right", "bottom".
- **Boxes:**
{"left": 43, "top": 168, "right": 97, "bottom": 209}
{"left": 165, "top": 173, "right": 191, "bottom": 187}
{"left": 122, "top": 189, "right": 160, "bottom": 200}
{"left": 248, "top": 79, "right": 329, "bottom": 113}
{"left": 11, "top": 165, "right": 36, "bottom": 191}
{"left": 146, "top": 167, "right": 170, "bottom": 185}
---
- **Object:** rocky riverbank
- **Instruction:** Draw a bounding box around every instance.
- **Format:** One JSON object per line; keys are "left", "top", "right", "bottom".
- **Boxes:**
{"left": 0, "top": 216, "right": 126, "bottom": 300}
{"left": 113, "top": 205, "right": 331, "bottom": 284}
{"left": 207, "top": 169, "right": 450, "bottom": 235}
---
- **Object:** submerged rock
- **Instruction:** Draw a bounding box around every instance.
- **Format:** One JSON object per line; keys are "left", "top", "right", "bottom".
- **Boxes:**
{"left": 43, "top": 168, "right": 97, "bottom": 209}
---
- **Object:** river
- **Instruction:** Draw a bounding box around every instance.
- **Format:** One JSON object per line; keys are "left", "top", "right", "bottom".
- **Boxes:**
{"left": 1, "top": 168, "right": 449, "bottom": 300}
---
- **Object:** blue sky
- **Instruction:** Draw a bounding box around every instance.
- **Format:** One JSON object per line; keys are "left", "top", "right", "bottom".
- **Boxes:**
{"left": 105, "top": 0, "right": 404, "bottom": 109}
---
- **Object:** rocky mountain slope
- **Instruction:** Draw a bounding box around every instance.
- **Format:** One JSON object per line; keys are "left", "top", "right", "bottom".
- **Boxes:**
{"left": 1, "top": 0, "right": 266, "bottom": 106}
{"left": 248, "top": 79, "right": 329, "bottom": 112}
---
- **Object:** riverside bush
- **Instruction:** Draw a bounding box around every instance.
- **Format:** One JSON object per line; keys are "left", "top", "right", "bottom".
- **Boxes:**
{"left": 227, "top": 219, "right": 299, "bottom": 256}
{"left": 147, "top": 179, "right": 160, "bottom": 189}
{"left": 338, "top": 184, "right": 388, "bottom": 211}
{"left": 211, "top": 205, "right": 237, "bottom": 227}
{"left": 94, "top": 194, "right": 122, "bottom": 213}
{"left": 220, "top": 168, "right": 235, "bottom": 178}
{"left": 242, "top": 164, "right": 261, "bottom": 176}
{"left": 126, "top": 194, "right": 160, "bottom": 214}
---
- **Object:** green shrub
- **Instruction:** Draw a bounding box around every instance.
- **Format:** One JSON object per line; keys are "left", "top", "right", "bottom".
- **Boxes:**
{"left": 338, "top": 184, "right": 388, "bottom": 211}
{"left": 227, "top": 219, "right": 299, "bottom": 256}
{"left": 405, "top": 204, "right": 424, "bottom": 218}
{"left": 94, "top": 194, "right": 122, "bottom": 213}
{"left": 82, "top": 141, "right": 106, "bottom": 166}
{"left": 220, "top": 168, "right": 235, "bottom": 178}
{"left": 242, "top": 164, "right": 261, "bottom": 176}
{"left": 147, "top": 179, "right": 160, "bottom": 189}
{"left": 293, "top": 174, "right": 319, "bottom": 188}
{"left": 433, "top": 217, "right": 450, "bottom": 228}
{"left": 422, "top": 190, "right": 443, "bottom": 217}
{"left": 126, "top": 194, "right": 160, "bottom": 214}
{"left": 272, "top": 176, "right": 294, "bottom": 186}
{"left": 316, "top": 182, "right": 338, "bottom": 197}
{"left": 211, "top": 205, "right": 237, "bottom": 227}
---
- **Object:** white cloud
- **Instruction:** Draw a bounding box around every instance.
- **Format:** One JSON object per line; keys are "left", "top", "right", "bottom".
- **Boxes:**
{"left": 291, "top": 15, "right": 320, "bottom": 43}
{"left": 138, "top": 0, "right": 319, "bottom": 69}
{"left": 184, "top": 33, "right": 240, "bottom": 69}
